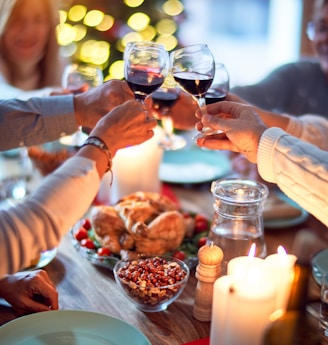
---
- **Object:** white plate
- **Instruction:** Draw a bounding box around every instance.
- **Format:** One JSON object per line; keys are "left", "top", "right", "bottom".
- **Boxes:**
{"left": 312, "top": 248, "right": 328, "bottom": 285}
{"left": 23, "top": 248, "right": 57, "bottom": 271}
{"left": 264, "top": 193, "right": 308, "bottom": 229}
{"left": 0, "top": 310, "right": 151, "bottom": 345}
{"left": 159, "top": 145, "right": 231, "bottom": 184}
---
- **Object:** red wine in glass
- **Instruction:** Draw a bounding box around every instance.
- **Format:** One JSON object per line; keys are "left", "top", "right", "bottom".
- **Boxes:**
{"left": 151, "top": 90, "right": 179, "bottom": 113}
{"left": 173, "top": 72, "right": 213, "bottom": 98}
{"left": 205, "top": 87, "right": 227, "bottom": 104}
{"left": 126, "top": 69, "right": 165, "bottom": 102}
{"left": 151, "top": 88, "right": 186, "bottom": 150}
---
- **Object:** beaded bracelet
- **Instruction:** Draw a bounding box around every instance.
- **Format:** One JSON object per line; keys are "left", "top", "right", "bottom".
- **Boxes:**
{"left": 81, "top": 136, "right": 113, "bottom": 177}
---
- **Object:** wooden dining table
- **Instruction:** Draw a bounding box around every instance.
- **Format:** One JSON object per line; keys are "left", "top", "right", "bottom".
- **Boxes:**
{"left": 0, "top": 181, "right": 328, "bottom": 345}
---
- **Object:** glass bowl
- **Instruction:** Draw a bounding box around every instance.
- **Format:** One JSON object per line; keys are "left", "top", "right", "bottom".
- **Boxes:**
{"left": 113, "top": 255, "right": 190, "bottom": 312}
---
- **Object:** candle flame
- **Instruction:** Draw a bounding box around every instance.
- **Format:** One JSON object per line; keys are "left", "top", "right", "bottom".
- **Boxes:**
{"left": 248, "top": 243, "right": 256, "bottom": 258}
{"left": 277, "top": 245, "right": 287, "bottom": 256}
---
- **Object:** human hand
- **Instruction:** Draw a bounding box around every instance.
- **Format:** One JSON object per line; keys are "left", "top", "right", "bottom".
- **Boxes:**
{"left": 74, "top": 80, "right": 135, "bottom": 129}
{"left": 145, "top": 91, "right": 199, "bottom": 130}
{"left": 90, "top": 100, "right": 157, "bottom": 157}
{"left": 0, "top": 270, "right": 58, "bottom": 316}
{"left": 195, "top": 101, "right": 268, "bottom": 163}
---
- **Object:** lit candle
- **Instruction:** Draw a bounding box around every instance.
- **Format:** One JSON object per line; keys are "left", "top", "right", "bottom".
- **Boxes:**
{"left": 264, "top": 246, "right": 296, "bottom": 311}
{"left": 227, "top": 243, "right": 264, "bottom": 278}
{"left": 211, "top": 263, "right": 276, "bottom": 345}
{"left": 108, "top": 126, "right": 164, "bottom": 204}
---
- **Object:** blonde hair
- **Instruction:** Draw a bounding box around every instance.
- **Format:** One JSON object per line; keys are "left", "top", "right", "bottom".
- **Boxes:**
{"left": 0, "top": 0, "right": 65, "bottom": 88}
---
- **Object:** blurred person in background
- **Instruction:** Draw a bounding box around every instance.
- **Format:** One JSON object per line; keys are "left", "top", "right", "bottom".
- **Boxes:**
{"left": 230, "top": 0, "right": 328, "bottom": 118}
{"left": 0, "top": 0, "right": 66, "bottom": 99}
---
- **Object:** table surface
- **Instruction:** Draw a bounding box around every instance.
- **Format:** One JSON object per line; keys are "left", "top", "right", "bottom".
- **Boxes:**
{"left": 0, "top": 182, "right": 328, "bottom": 345}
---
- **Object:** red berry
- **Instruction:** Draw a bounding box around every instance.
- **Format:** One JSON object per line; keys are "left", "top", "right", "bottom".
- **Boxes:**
{"left": 172, "top": 250, "right": 186, "bottom": 261}
{"left": 82, "top": 218, "right": 92, "bottom": 230}
{"left": 80, "top": 238, "right": 95, "bottom": 250}
{"left": 97, "top": 247, "right": 111, "bottom": 256}
{"left": 74, "top": 228, "right": 88, "bottom": 241}
{"left": 197, "top": 237, "right": 208, "bottom": 248}
{"left": 194, "top": 214, "right": 209, "bottom": 233}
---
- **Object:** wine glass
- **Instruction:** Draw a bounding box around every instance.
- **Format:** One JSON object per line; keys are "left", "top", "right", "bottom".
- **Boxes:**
{"left": 151, "top": 77, "right": 186, "bottom": 151}
{"left": 205, "top": 63, "right": 230, "bottom": 104}
{"left": 170, "top": 44, "right": 215, "bottom": 139}
{"left": 124, "top": 41, "right": 169, "bottom": 103}
{"left": 60, "top": 63, "right": 103, "bottom": 146}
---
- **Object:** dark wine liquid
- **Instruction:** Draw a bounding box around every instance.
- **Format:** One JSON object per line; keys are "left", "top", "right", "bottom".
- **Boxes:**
{"left": 151, "top": 91, "right": 179, "bottom": 113}
{"left": 173, "top": 72, "right": 213, "bottom": 97}
{"left": 205, "top": 87, "right": 227, "bottom": 104}
{"left": 127, "top": 70, "right": 164, "bottom": 99}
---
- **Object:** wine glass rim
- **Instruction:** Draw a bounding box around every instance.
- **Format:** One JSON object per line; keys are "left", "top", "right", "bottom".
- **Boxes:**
{"left": 125, "top": 41, "right": 166, "bottom": 49}
{"left": 172, "top": 43, "right": 209, "bottom": 53}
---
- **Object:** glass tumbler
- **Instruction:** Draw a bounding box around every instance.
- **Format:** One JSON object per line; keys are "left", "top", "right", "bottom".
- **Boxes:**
{"left": 208, "top": 178, "right": 268, "bottom": 275}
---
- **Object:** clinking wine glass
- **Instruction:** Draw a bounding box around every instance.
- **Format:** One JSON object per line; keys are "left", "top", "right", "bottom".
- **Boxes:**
{"left": 151, "top": 82, "right": 186, "bottom": 151}
{"left": 60, "top": 63, "right": 103, "bottom": 146}
{"left": 170, "top": 44, "right": 216, "bottom": 139}
{"left": 205, "top": 62, "right": 230, "bottom": 104}
{"left": 124, "top": 41, "right": 169, "bottom": 104}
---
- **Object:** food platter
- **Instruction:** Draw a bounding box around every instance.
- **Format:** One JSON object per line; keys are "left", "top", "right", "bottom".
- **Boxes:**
{"left": 0, "top": 310, "right": 151, "bottom": 345}
{"left": 71, "top": 211, "right": 209, "bottom": 270}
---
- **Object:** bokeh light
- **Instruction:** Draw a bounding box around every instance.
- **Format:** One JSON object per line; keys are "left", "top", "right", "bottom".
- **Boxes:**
{"left": 84, "top": 10, "right": 104, "bottom": 27}
{"left": 68, "top": 5, "right": 87, "bottom": 22}
{"left": 162, "top": 0, "right": 184, "bottom": 16}
{"left": 127, "top": 12, "right": 150, "bottom": 31}
{"left": 56, "top": 1, "right": 184, "bottom": 77}
{"left": 124, "top": 0, "right": 144, "bottom": 8}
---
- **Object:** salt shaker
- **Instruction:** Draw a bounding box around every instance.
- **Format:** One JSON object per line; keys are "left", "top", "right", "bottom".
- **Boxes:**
{"left": 193, "top": 242, "right": 223, "bottom": 321}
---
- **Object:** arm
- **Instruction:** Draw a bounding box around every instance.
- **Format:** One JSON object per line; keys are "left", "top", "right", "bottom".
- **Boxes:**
{"left": 196, "top": 101, "right": 328, "bottom": 227}
{"left": 0, "top": 80, "right": 135, "bottom": 150}
{"left": 0, "top": 100, "right": 157, "bottom": 275}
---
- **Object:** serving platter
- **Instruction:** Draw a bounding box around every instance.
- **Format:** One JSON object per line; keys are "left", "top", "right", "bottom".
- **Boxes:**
{"left": 0, "top": 310, "right": 151, "bottom": 345}
{"left": 71, "top": 210, "right": 209, "bottom": 270}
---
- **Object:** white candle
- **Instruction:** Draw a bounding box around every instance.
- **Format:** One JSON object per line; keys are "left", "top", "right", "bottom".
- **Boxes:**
{"left": 211, "top": 269, "right": 276, "bottom": 345}
{"left": 264, "top": 246, "right": 296, "bottom": 311}
{"left": 108, "top": 126, "right": 164, "bottom": 204}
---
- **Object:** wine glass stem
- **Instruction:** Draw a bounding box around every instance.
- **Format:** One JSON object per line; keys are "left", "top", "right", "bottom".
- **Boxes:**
{"left": 161, "top": 116, "right": 174, "bottom": 141}
{"left": 197, "top": 96, "right": 207, "bottom": 116}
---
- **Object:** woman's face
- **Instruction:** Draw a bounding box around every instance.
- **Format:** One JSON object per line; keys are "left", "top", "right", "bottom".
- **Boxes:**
{"left": 312, "top": 3, "right": 328, "bottom": 74}
{"left": 1, "top": 0, "right": 51, "bottom": 66}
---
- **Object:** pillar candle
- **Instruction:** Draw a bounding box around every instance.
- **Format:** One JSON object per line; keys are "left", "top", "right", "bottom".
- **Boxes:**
{"left": 108, "top": 126, "right": 164, "bottom": 204}
{"left": 211, "top": 271, "right": 276, "bottom": 345}
{"left": 264, "top": 246, "right": 297, "bottom": 311}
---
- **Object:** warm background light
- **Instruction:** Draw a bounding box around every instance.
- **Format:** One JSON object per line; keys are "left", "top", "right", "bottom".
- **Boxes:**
{"left": 57, "top": 0, "right": 185, "bottom": 80}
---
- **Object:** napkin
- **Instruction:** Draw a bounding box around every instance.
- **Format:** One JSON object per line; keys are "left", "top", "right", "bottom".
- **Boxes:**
{"left": 182, "top": 338, "right": 209, "bottom": 345}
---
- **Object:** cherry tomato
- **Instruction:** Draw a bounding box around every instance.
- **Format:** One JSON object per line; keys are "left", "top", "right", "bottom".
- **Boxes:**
{"left": 197, "top": 237, "right": 208, "bottom": 248}
{"left": 97, "top": 247, "right": 111, "bottom": 256}
{"left": 74, "top": 227, "right": 88, "bottom": 241}
{"left": 82, "top": 218, "right": 92, "bottom": 230}
{"left": 172, "top": 250, "right": 186, "bottom": 261}
{"left": 80, "top": 238, "right": 95, "bottom": 250}
{"left": 194, "top": 214, "right": 209, "bottom": 233}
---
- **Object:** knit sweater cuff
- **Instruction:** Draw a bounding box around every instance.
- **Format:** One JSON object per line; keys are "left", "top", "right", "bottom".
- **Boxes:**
{"left": 257, "top": 127, "right": 286, "bottom": 183}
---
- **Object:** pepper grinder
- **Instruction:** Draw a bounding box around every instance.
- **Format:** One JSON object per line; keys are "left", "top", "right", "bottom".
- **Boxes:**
{"left": 193, "top": 241, "right": 223, "bottom": 321}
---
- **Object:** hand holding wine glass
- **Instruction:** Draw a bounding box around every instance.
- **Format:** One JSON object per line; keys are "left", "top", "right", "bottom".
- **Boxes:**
{"left": 61, "top": 63, "right": 103, "bottom": 146}
{"left": 124, "top": 41, "right": 169, "bottom": 103}
{"left": 170, "top": 44, "right": 215, "bottom": 139}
